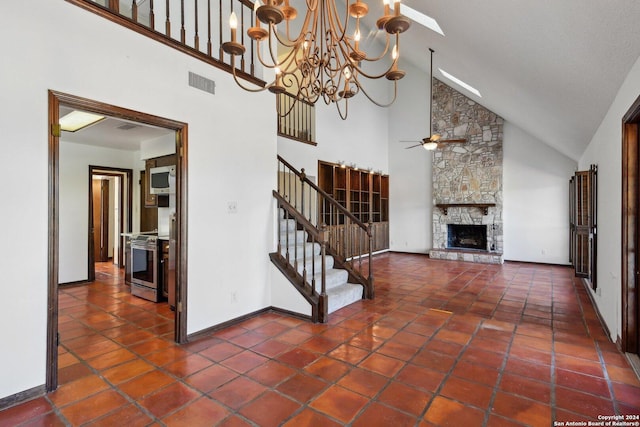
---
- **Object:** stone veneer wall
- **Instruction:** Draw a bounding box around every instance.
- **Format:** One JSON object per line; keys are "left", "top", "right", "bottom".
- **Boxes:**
{"left": 428, "top": 78, "right": 504, "bottom": 264}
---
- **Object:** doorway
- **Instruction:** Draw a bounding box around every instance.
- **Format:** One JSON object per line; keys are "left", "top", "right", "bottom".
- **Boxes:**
{"left": 47, "top": 90, "right": 188, "bottom": 391}
{"left": 88, "top": 167, "right": 133, "bottom": 282}
{"left": 621, "top": 94, "right": 640, "bottom": 367}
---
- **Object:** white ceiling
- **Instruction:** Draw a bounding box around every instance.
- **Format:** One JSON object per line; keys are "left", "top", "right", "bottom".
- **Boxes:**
{"left": 364, "top": 0, "right": 640, "bottom": 160}
{"left": 59, "top": 106, "right": 173, "bottom": 151}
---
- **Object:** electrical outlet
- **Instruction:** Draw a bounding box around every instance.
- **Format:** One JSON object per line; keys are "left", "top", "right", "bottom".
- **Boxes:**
{"left": 227, "top": 201, "right": 237, "bottom": 214}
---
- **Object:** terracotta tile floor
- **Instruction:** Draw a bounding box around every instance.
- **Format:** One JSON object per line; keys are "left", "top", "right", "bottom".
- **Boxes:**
{"left": 2, "top": 254, "right": 640, "bottom": 426}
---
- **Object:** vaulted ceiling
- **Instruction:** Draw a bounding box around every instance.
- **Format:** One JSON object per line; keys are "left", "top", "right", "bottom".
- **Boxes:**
{"left": 365, "top": 0, "right": 640, "bottom": 160}
{"left": 64, "top": 1, "right": 640, "bottom": 161}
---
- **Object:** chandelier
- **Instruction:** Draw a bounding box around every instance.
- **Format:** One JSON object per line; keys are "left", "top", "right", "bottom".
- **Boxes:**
{"left": 222, "top": 0, "right": 411, "bottom": 119}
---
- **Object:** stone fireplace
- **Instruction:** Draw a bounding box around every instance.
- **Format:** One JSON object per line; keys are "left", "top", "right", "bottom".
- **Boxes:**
{"left": 428, "top": 79, "right": 504, "bottom": 264}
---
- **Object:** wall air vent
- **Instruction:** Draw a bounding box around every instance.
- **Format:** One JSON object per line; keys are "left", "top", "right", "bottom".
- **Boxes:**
{"left": 189, "top": 72, "right": 216, "bottom": 95}
{"left": 117, "top": 123, "right": 139, "bottom": 131}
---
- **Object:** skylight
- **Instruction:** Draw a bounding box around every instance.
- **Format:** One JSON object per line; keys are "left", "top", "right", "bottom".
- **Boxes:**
{"left": 400, "top": 4, "right": 444, "bottom": 36}
{"left": 438, "top": 68, "right": 482, "bottom": 97}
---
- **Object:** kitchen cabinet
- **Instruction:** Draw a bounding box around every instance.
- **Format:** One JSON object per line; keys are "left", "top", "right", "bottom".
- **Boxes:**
{"left": 144, "top": 154, "right": 175, "bottom": 208}
{"left": 124, "top": 235, "right": 132, "bottom": 285}
{"left": 160, "top": 239, "right": 170, "bottom": 299}
{"left": 318, "top": 161, "right": 389, "bottom": 252}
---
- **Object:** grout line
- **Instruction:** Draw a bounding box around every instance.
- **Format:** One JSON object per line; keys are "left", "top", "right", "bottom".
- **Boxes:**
{"left": 549, "top": 272, "right": 558, "bottom": 423}
{"left": 595, "top": 340, "right": 621, "bottom": 415}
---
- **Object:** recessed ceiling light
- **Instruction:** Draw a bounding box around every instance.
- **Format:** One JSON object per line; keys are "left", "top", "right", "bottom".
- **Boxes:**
{"left": 438, "top": 68, "right": 482, "bottom": 97}
{"left": 400, "top": 4, "right": 444, "bottom": 36}
{"left": 59, "top": 110, "right": 105, "bottom": 132}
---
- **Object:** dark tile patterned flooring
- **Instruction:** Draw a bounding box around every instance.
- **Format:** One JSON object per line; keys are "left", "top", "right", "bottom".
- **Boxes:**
{"left": 1, "top": 253, "right": 639, "bottom": 426}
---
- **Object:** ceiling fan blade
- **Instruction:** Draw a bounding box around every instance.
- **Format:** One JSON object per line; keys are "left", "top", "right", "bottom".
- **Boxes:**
{"left": 399, "top": 140, "right": 421, "bottom": 143}
{"left": 405, "top": 143, "right": 424, "bottom": 149}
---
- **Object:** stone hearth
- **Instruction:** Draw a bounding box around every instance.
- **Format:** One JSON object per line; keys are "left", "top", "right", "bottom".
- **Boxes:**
{"left": 428, "top": 79, "right": 504, "bottom": 264}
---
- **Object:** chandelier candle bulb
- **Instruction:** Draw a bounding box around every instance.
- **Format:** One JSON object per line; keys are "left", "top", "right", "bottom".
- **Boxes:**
{"left": 394, "top": 0, "right": 401, "bottom": 17}
{"left": 377, "top": 0, "right": 392, "bottom": 29}
{"left": 229, "top": 12, "right": 237, "bottom": 42}
{"left": 275, "top": 67, "right": 280, "bottom": 84}
{"left": 390, "top": 45, "right": 398, "bottom": 69}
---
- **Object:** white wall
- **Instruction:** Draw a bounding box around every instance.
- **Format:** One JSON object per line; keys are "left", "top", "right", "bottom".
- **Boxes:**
{"left": 140, "top": 134, "right": 175, "bottom": 160}
{"left": 270, "top": 264, "right": 312, "bottom": 316}
{"left": 0, "top": 0, "right": 275, "bottom": 400}
{"left": 277, "top": 91, "right": 391, "bottom": 180}
{"left": 388, "top": 60, "right": 432, "bottom": 253}
{"left": 503, "top": 123, "right": 577, "bottom": 264}
{"left": 389, "top": 60, "right": 433, "bottom": 253}
{"left": 579, "top": 55, "right": 640, "bottom": 341}
{"left": 59, "top": 142, "right": 140, "bottom": 283}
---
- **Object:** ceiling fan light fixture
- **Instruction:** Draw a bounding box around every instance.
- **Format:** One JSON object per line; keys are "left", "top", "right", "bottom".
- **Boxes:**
{"left": 423, "top": 141, "right": 438, "bottom": 150}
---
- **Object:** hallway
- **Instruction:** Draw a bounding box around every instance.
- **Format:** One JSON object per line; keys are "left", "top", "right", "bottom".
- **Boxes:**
{"left": 1, "top": 253, "right": 639, "bottom": 426}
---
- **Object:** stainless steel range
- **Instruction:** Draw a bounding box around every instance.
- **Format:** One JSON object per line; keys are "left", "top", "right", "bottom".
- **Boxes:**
{"left": 130, "top": 234, "right": 160, "bottom": 302}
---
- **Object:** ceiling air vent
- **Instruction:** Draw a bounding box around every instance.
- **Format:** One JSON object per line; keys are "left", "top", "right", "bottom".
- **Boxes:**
{"left": 117, "top": 123, "right": 139, "bottom": 131}
{"left": 189, "top": 72, "right": 216, "bottom": 95}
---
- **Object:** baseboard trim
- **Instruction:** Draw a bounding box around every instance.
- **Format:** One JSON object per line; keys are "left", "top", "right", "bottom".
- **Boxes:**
{"left": 626, "top": 353, "right": 640, "bottom": 381}
{"left": 580, "top": 278, "right": 613, "bottom": 341}
{"left": 503, "top": 259, "right": 572, "bottom": 268}
{"left": 186, "top": 307, "right": 311, "bottom": 342}
{"left": 0, "top": 384, "right": 46, "bottom": 411}
{"left": 269, "top": 306, "right": 313, "bottom": 322}
{"left": 387, "top": 251, "right": 429, "bottom": 257}
{"left": 59, "top": 279, "right": 91, "bottom": 288}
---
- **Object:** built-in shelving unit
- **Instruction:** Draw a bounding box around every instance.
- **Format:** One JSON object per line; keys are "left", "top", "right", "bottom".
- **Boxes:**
{"left": 318, "top": 161, "right": 389, "bottom": 252}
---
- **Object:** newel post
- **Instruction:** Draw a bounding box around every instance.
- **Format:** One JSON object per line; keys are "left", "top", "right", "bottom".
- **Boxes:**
{"left": 367, "top": 221, "right": 375, "bottom": 299}
{"left": 318, "top": 223, "right": 328, "bottom": 323}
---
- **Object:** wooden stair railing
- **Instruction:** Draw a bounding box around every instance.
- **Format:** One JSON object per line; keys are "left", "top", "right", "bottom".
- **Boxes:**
{"left": 273, "top": 156, "right": 374, "bottom": 323}
{"left": 271, "top": 192, "right": 328, "bottom": 322}
{"left": 65, "top": 0, "right": 265, "bottom": 87}
{"left": 277, "top": 92, "right": 316, "bottom": 146}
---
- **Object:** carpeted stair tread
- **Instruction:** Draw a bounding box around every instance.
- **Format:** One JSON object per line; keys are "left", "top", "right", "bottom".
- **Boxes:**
{"left": 327, "top": 283, "right": 364, "bottom": 313}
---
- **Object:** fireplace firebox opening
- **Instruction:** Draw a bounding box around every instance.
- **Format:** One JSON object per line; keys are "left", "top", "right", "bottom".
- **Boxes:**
{"left": 447, "top": 224, "right": 488, "bottom": 251}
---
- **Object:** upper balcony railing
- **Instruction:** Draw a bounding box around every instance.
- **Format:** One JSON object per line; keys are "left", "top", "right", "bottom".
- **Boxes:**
{"left": 66, "top": 0, "right": 266, "bottom": 87}
{"left": 277, "top": 92, "right": 316, "bottom": 146}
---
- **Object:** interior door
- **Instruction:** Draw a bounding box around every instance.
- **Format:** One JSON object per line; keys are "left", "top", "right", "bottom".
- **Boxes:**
{"left": 92, "top": 178, "right": 110, "bottom": 262}
{"left": 570, "top": 166, "right": 597, "bottom": 289}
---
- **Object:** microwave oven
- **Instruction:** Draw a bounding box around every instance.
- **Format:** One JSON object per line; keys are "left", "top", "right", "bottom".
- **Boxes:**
{"left": 149, "top": 165, "right": 176, "bottom": 194}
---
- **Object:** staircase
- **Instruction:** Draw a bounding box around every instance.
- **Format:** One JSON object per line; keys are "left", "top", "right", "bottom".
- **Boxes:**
{"left": 277, "top": 210, "right": 364, "bottom": 314}
{"left": 271, "top": 156, "right": 374, "bottom": 323}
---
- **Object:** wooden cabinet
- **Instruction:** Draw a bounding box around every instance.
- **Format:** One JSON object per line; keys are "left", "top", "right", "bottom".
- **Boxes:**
{"left": 143, "top": 154, "right": 175, "bottom": 208}
{"left": 318, "top": 161, "right": 389, "bottom": 252}
{"left": 124, "top": 235, "right": 132, "bottom": 285}
{"left": 160, "top": 240, "right": 170, "bottom": 298}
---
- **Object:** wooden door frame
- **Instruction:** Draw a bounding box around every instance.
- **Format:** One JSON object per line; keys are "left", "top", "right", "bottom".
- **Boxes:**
{"left": 621, "top": 94, "right": 640, "bottom": 354}
{"left": 88, "top": 167, "right": 133, "bottom": 281}
{"left": 47, "top": 90, "right": 189, "bottom": 391}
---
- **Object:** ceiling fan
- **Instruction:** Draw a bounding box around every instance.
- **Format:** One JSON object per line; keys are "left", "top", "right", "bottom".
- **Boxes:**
{"left": 402, "top": 49, "right": 467, "bottom": 150}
